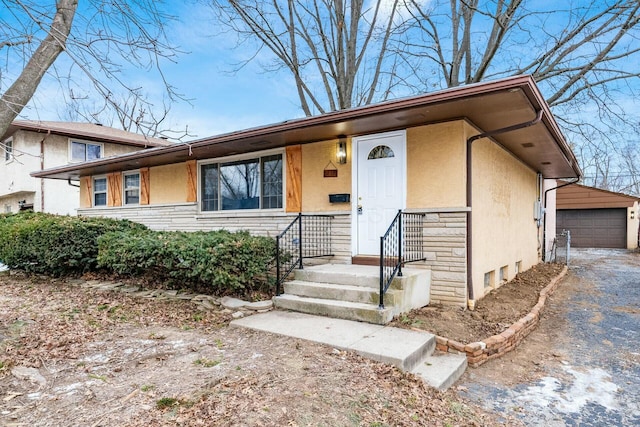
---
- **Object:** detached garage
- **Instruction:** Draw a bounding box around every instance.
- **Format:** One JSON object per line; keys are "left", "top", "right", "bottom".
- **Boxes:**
{"left": 556, "top": 183, "right": 639, "bottom": 249}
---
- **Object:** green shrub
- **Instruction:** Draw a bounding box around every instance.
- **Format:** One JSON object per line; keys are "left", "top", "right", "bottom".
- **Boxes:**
{"left": 0, "top": 212, "right": 277, "bottom": 297}
{"left": 97, "top": 229, "right": 276, "bottom": 295}
{"left": 0, "top": 212, "right": 146, "bottom": 276}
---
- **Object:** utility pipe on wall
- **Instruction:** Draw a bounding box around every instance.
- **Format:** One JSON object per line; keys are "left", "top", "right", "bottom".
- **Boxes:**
{"left": 542, "top": 177, "right": 580, "bottom": 261}
{"left": 465, "top": 109, "right": 543, "bottom": 310}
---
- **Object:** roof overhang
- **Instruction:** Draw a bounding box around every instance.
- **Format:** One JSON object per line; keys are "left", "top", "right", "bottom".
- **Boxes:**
{"left": 32, "top": 75, "right": 582, "bottom": 181}
{"left": 5, "top": 121, "right": 170, "bottom": 148}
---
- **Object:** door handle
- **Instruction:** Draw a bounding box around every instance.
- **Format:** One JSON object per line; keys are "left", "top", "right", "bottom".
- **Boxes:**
{"left": 357, "top": 205, "right": 363, "bottom": 215}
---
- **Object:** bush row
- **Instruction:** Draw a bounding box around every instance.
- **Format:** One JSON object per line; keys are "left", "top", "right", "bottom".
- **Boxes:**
{"left": 0, "top": 212, "right": 146, "bottom": 276}
{"left": 0, "top": 212, "right": 276, "bottom": 296}
{"left": 97, "top": 229, "right": 275, "bottom": 295}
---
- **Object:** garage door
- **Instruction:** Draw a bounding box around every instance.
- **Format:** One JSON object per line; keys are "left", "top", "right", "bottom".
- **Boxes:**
{"left": 556, "top": 209, "right": 627, "bottom": 248}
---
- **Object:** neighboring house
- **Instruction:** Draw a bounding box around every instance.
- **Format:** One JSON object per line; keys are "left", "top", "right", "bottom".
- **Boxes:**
{"left": 33, "top": 75, "right": 582, "bottom": 310}
{"left": 1, "top": 121, "right": 171, "bottom": 215}
{"left": 556, "top": 183, "right": 639, "bottom": 249}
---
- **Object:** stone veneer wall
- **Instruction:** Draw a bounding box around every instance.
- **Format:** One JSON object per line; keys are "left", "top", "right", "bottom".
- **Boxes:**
{"left": 80, "top": 205, "right": 468, "bottom": 305}
{"left": 78, "top": 204, "right": 352, "bottom": 264}
{"left": 421, "top": 211, "right": 468, "bottom": 307}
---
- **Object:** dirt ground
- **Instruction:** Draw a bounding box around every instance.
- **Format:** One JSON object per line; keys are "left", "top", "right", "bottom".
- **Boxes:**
{"left": 391, "top": 263, "right": 566, "bottom": 344}
{"left": 0, "top": 272, "right": 530, "bottom": 427}
{"left": 0, "top": 263, "right": 566, "bottom": 426}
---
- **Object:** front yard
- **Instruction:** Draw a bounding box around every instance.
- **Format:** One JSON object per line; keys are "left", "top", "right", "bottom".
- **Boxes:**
{"left": 0, "top": 272, "right": 519, "bottom": 426}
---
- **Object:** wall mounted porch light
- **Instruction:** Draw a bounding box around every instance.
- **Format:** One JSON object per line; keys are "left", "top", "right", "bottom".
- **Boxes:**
{"left": 337, "top": 135, "right": 347, "bottom": 164}
{"left": 631, "top": 211, "right": 635, "bottom": 220}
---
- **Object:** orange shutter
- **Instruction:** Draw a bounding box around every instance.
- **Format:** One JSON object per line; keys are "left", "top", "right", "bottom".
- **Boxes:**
{"left": 186, "top": 160, "right": 197, "bottom": 203}
{"left": 107, "top": 173, "right": 122, "bottom": 207}
{"left": 140, "top": 168, "right": 150, "bottom": 205}
{"left": 286, "top": 145, "right": 302, "bottom": 213}
{"left": 81, "top": 176, "right": 92, "bottom": 208}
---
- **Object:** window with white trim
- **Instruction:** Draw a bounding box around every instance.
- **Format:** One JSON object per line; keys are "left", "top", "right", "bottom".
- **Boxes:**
{"left": 4, "top": 138, "right": 12, "bottom": 161}
{"left": 70, "top": 140, "right": 102, "bottom": 162}
{"left": 93, "top": 177, "right": 107, "bottom": 206}
{"left": 200, "top": 153, "right": 283, "bottom": 211}
{"left": 123, "top": 172, "right": 140, "bottom": 205}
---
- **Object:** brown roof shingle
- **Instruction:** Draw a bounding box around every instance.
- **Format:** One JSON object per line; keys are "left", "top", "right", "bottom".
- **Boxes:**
{"left": 4, "top": 120, "right": 173, "bottom": 148}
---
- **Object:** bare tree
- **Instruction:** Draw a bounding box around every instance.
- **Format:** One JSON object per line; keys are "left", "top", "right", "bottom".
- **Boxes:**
{"left": 209, "top": 0, "right": 640, "bottom": 194}
{"left": 402, "top": 0, "right": 640, "bottom": 193}
{"left": 0, "top": 0, "right": 182, "bottom": 140}
{"left": 61, "top": 90, "right": 194, "bottom": 141}
{"left": 209, "top": 0, "right": 406, "bottom": 116}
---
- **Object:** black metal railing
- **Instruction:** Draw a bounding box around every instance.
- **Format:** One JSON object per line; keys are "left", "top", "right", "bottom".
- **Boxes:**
{"left": 275, "top": 213, "right": 334, "bottom": 295}
{"left": 379, "top": 210, "right": 426, "bottom": 308}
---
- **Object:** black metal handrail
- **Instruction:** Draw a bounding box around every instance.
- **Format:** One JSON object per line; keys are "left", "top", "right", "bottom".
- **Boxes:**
{"left": 379, "top": 210, "right": 426, "bottom": 308}
{"left": 275, "top": 213, "right": 334, "bottom": 295}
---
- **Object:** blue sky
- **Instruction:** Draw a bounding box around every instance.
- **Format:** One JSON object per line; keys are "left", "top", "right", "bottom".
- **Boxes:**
{"left": 10, "top": 2, "right": 305, "bottom": 139}
{"left": 154, "top": 2, "right": 305, "bottom": 137}
{"left": 7, "top": 1, "right": 639, "bottom": 148}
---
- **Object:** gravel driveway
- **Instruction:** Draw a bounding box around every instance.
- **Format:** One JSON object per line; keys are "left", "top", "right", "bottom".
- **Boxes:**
{"left": 460, "top": 248, "right": 640, "bottom": 426}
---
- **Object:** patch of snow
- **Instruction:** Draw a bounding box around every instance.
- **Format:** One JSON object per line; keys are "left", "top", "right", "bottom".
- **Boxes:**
{"left": 54, "top": 382, "right": 84, "bottom": 394}
{"left": 170, "top": 340, "right": 188, "bottom": 348}
{"left": 11, "top": 366, "right": 46, "bottom": 386}
{"left": 516, "top": 366, "right": 619, "bottom": 414}
{"left": 81, "top": 353, "right": 110, "bottom": 363}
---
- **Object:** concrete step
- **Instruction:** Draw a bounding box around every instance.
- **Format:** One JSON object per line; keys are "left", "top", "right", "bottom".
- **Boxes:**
{"left": 294, "top": 264, "right": 429, "bottom": 291}
{"left": 231, "top": 311, "right": 466, "bottom": 390}
{"left": 283, "top": 280, "right": 400, "bottom": 306}
{"left": 294, "top": 264, "right": 380, "bottom": 288}
{"left": 274, "top": 294, "right": 394, "bottom": 325}
{"left": 411, "top": 352, "right": 468, "bottom": 391}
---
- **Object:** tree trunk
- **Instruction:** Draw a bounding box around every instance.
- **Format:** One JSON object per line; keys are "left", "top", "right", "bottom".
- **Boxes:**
{"left": 0, "top": 0, "right": 78, "bottom": 138}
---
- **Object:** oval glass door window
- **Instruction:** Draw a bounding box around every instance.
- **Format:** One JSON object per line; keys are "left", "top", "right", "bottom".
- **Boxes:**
{"left": 367, "top": 145, "right": 395, "bottom": 160}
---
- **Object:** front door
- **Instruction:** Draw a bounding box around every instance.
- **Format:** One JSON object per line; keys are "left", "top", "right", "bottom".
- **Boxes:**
{"left": 354, "top": 131, "right": 406, "bottom": 255}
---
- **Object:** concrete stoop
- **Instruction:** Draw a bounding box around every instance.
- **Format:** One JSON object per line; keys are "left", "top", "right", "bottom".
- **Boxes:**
{"left": 274, "top": 264, "right": 431, "bottom": 325}
{"left": 231, "top": 311, "right": 467, "bottom": 390}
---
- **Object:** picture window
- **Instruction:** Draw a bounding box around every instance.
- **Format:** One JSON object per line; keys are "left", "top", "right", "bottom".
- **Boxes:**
{"left": 200, "top": 153, "right": 283, "bottom": 211}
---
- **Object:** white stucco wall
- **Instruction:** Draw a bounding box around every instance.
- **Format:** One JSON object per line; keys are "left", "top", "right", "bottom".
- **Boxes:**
{"left": 0, "top": 130, "right": 147, "bottom": 215}
{"left": 1, "top": 132, "right": 40, "bottom": 194}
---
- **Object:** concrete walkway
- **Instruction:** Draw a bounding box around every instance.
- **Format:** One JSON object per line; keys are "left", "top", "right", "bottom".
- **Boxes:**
{"left": 231, "top": 310, "right": 467, "bottom": 390}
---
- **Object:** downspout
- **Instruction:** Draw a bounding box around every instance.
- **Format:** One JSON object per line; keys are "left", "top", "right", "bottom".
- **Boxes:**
{"left": 542, "top": 177, "right": 580, "bottom": 261}
{"left": 465, "top": 109, "right": 543, "bottom": 310}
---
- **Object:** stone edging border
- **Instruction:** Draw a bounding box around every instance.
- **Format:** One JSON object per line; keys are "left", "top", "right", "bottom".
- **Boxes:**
{"left": 434, "top": 266, "right": 569, "bottom": 368}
